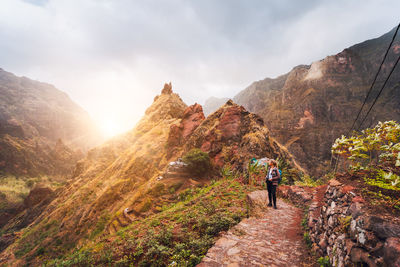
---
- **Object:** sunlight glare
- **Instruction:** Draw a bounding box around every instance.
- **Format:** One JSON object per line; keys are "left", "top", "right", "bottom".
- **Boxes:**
{"left": 100, "top": 118, "right": 125, "bottom": 138}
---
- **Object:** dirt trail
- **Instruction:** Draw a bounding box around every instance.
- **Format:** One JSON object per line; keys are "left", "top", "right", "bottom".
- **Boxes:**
{"left": 198, "top": 199, "right": 313, "bottom": 267}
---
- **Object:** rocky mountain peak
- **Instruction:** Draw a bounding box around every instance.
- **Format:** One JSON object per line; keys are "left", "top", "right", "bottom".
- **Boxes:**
{"left": 225, "top": 99, "right": 234, "bottom": 106}
{"left": 145, "top": 87, "right": 187, "bottom": 123}
{"left": 161, "top": 82, "right": 173, "bottom": 94}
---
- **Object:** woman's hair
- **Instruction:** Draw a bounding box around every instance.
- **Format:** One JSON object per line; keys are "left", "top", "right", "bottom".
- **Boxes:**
{"left": 269, "top": 159, "right": 277, "bottom": 167}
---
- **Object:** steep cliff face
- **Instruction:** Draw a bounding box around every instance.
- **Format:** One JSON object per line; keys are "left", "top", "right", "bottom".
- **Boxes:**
{"left": 232, "top": 27, "right": 400, "bottom": 176}
{"left": 0, "top": 84, "right": 302, "bottom": 266}
{"left": 0, "top": 68, "right": 102, "bottom": 177}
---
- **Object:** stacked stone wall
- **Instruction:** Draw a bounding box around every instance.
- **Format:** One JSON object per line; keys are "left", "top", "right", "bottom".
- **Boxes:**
{"left": 279, "top": 181, "right": 400, "bottom": 266}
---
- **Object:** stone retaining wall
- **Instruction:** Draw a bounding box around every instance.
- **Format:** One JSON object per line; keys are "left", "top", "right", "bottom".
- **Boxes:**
{"left": 279, "top": 180, "right": 400, "bottom": 267}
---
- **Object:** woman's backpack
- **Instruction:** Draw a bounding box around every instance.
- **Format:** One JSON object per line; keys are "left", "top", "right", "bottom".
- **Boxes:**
{"left": 266, "top": 168, "right": 283, "bottom": 184}
{"left": 278, "top": 169, "right": 282, "bottom": 184}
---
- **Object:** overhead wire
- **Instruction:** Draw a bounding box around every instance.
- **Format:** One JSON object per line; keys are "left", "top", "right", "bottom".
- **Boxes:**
{"left": 332, "top": 23, "right": 400, "bottom": 173}
{"left": 356, "top": 53, "right": 400, "bottom": 130}
{"left": 347, "top": 23, "right": 400, "bottom": 135}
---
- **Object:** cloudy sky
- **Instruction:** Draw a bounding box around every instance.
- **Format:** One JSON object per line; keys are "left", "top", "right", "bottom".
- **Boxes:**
{"left": 0, "top": 0, "right": 399, "bottom": 136}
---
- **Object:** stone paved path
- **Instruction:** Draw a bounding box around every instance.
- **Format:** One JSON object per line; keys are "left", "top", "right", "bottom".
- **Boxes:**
{"left": 198, "top": 199, "right": 312, "bottom": 267}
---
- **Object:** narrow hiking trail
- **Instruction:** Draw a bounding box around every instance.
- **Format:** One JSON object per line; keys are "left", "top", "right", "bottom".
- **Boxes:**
{"left": 198, "top": 198, "right": 313, "bottom": 267}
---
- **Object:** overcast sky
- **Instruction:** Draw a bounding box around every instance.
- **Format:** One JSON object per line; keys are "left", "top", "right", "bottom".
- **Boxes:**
{"left": 0, "top": 0, "right": 399, "bottom": 136}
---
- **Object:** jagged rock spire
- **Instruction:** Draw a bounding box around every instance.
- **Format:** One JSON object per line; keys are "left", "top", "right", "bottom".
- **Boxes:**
{"left": 161, "top": 82, "right": 173, "bottom": 94}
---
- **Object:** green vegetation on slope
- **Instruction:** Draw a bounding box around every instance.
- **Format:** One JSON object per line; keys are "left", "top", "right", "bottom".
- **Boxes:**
{"left": 332, "top": 120, "right": 400, "bottom": 210}
{"left": 332, "top": 121, "right": 400, "bottom": 190}
{"left": 44, "top": 177, "right": 257, "bottom": 266}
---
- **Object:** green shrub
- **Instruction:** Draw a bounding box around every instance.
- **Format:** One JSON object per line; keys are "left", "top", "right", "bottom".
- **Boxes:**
{"left": 182, "top": 149, "right": 211, "bottom": 177}
{"left": 317, "top": 256, "right": 331, "bottom": 267}
{"left": 149, "top": 182, "right": 165, "bottom": 197}
{"left": 139, "top": 199, "right": 152, "bottom": 213}
{"left": 303, "top": 232, "right": 312, "bottom": 248}
{"left": 168, "top": 181, "right": 184, "bottom": 194}
{"left": 332, "top": 120, "right": 400, "bottom": 168}
{"left": 295, "top": 174, "right": 323, "bottom": 187}
{"left": 332, "top": 121, "right": 400, "bottom": 191}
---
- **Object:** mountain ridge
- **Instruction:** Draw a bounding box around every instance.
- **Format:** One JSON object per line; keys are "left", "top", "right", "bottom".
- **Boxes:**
{"left": 204, "top": 26, "right": 400, "bottom": 176}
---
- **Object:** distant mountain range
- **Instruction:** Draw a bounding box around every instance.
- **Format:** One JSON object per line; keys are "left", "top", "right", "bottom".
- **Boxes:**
{"left": 205, "top": 26, "right": 400, "bottom": 176}
{"left": 0, "top": 68, "right": 102, "bottom": 177}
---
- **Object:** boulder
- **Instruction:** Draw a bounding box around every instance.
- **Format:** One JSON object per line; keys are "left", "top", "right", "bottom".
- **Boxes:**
{"left": 364, "top": 216, "right": 400, "bottom": 240}
{"left": 383, "top": 237, "right": 400, "bottom": 267}
{"left": 350, "top": 247, "right": 377, "bottom": 267}
{"left": 247, "top": 190, "right": 269, "bottom": 217}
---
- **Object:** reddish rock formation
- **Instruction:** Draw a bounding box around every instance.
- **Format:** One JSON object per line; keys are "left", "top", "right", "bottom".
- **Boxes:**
{"left": 167, "top": 103, "right": 205, "bottom": 155}
{"left": 0, "top": 85, "right": 305, "bottom": 266}
{"left": 217, "top": 101, "right": 242, "bottom": 140}
{"left": 184, "top": 100, "right": 303, "bottom": 172}
{"left": 181, "top": 104, "right": 205, "bottom": 139}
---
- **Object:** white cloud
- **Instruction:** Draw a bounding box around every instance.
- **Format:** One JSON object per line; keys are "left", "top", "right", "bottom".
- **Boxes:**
{"left": 0, "top": 0, "right": 399, "bottom": 135}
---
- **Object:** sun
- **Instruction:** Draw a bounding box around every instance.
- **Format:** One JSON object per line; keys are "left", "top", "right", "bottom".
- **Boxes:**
{"left": 100, "top": 119, "right": 125, "bottom": 138}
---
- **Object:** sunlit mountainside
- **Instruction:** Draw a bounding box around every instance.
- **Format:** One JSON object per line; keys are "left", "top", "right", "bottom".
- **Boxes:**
{"left": 0, "top": 83, "right": 302, "bottom": 265}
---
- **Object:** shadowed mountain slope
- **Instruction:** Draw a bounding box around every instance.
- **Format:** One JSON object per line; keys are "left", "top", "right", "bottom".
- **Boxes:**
{"left": 0, "top": 68, "right": 102, "bottom": 177}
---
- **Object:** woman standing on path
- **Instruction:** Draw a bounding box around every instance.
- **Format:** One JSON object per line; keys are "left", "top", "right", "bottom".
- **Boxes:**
{"left": 266, "top": 159, "right": 280, "bottom": 209}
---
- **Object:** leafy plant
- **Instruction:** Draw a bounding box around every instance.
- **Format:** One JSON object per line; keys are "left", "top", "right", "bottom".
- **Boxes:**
{"left": 365, "top": 169, "right": 400, "bottom": 191}
{"left": 332, "top": 121, "right": 400, "bottom": 167}
{"left": 332, "top": 121, "right": 400, "bottom": 191}
{"left": 317, "top": 256, "right": 331, "bottom": 267}
{"left": 303, "top": 232, "right": 312, "bottom": 248}
{"left": 247, "top": 160, "right": 265, "bottom": 186}
{"left": 182, "top": 149, "right": 211, "bottom": 177}
{"left": 295, "top": 174, "right": 323, "bottom": 187}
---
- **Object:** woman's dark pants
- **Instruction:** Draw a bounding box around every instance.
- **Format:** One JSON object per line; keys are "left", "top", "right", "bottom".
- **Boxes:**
{"left": 266, "top": 181, "right": 277, "bottom": 208}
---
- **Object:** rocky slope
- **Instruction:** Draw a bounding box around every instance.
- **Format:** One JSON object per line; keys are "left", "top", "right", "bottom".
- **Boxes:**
{"left": 0, "top": 68, "right": 101, "bottom": 177}
{"left": 206, "top": 27, "right": 400, "bottom": 176}
{"left": 0, "top": 83, "right": 303, "bottom": 266}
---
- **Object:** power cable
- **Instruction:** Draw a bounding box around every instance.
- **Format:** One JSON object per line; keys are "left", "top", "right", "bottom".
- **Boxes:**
{"left": 333, "top": 23, "right": 400, "bottom": 173}
{"left": 356, "top": 52, "right": 400, "bottom": 130}
{"left": 347, "top": 23, "right": 400, "bottom": 135}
